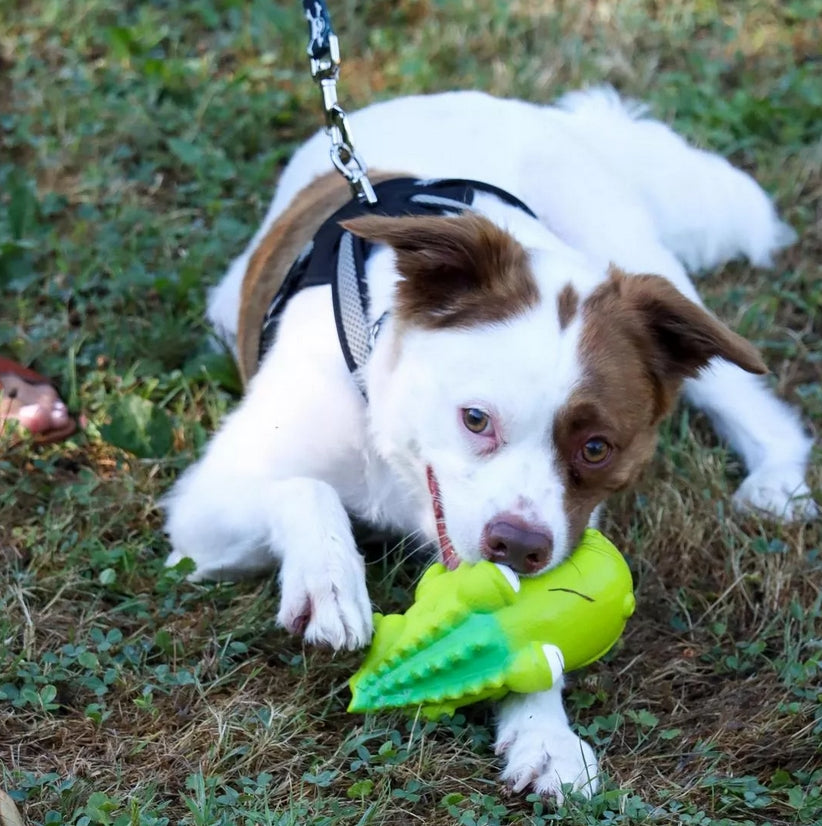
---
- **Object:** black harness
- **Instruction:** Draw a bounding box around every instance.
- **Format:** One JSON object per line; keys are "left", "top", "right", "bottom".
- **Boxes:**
{"left": 258, "top": 177, "right": 538, "bottom": 390}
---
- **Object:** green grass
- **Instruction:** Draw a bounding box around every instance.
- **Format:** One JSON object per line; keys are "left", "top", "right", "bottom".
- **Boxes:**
{"left": 1, "top": 0, "right": 820, "bottom": 824}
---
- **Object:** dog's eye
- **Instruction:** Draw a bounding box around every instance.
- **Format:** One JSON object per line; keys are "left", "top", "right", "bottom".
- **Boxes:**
{"left": 462, "top": 407, "right": 490, "bottom": 434}
{"left": 581, "top": 437, "right": 611, "bottom": 464}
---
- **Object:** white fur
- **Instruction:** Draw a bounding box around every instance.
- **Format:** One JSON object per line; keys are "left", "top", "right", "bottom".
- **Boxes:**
{"left": 496, "top": 677, "right": 599, "bottom": 802}
{"left": 167, "top": 88, "right": 817, "bottom": 799}
{"left": 364, "top": 233, "right": 604, "bottom": 569}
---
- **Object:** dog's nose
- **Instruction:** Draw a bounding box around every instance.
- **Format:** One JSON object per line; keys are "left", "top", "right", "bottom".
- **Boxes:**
{"left": 481, "top": 518, "right": 553, "bottom": 574}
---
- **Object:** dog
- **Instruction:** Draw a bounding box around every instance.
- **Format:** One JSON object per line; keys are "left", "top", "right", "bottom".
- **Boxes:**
{"left": 163, "top": 88, "right": 816, "bottom": 799}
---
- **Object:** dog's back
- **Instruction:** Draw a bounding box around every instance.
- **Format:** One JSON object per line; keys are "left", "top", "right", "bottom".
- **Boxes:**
{"left": 210, "top": 89, "right": 792, "bottom": 348}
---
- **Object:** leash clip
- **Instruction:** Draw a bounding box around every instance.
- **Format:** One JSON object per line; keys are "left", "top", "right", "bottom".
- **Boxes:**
{"left": 303, "top": 1, "right": 377, "bottom": 205}
{"left": 308, "top": 31, "right": 340, "bottom": 82}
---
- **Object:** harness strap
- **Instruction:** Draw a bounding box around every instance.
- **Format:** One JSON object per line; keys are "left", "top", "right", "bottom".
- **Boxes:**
{"left": 335, "top": 230, "right": 372, "bottom": 372}
{"left": 258, "top": 177, "right": 538, "bottom": 394}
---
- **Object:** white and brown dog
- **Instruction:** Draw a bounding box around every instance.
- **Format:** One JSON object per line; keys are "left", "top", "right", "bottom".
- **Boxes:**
{"left": 164, "top": 89, "right": 816, "bottom": 799}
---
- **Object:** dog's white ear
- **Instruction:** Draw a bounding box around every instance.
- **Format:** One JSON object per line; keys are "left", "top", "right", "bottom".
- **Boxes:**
{"left": 341, "top": 213, "right": 539, "bottom": 329}
{"left": 586, "top": 269, "right": 767, "bottom": 385}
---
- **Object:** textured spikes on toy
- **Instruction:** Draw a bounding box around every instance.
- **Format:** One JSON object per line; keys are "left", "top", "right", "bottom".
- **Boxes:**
{"left": 444, "top": 650, "right": 462, "bottom": 667}
{"left": 385, "top": 606, "right": 465, "bottom": 663}
{"left": 348, "top": 530, "right": 635, "bottom": 716}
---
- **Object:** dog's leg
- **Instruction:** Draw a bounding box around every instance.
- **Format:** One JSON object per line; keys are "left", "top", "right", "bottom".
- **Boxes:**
{"left": 495, "top": 679, "right": 599, "bottom": 802}
{"left": 655, "top": 254, "right": 816, "bottom": 520}
{"left": 167, "top": 472, "right": 373, "bottom": 650}
{"left": 684, "top": 362, "right": 817, "bottom": 521}
{"left": 165, "top": 289, "right": 374, "bottom": 649}
{"left": 270, "top": 477, "right": 373, "bottom": 649}
{"left": 625, "top": 253, "right": 816, "bottom": 521}
{"left": 165, "top": 461, "right": 373, "bottom": 652}
{"left": 636, "top": 243, "right": 817, "bottom": 519}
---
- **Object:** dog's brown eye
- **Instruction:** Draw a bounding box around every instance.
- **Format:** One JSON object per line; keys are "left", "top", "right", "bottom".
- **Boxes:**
{"left": 581, "top": 437, "right": 611, "bottom": 464}
{"left": 462, "top": 408, "right": 490, "bottom": 434}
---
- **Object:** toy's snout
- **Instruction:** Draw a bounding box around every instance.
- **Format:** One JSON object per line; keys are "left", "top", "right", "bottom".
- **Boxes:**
{"left": 482, "top": 514, "right": 552, "bottom": 573}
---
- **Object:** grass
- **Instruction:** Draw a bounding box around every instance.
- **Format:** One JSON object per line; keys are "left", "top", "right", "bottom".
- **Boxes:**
{"left": 1, "top": 0, "right": 820, "bottom": 823}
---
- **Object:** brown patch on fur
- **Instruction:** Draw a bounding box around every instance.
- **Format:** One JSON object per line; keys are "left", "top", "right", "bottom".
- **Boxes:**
{"left": 554, "top": 266, "right": 767, "bottom": 544}
{"left": 557, "top": 283, "right": 579, "bottom": 330}
{"left": 555, "top": 393, "right": 661, "bottom": 546}
{"left": 587, "top": 267, "right": 766, "bottom": 416}
{"left": 342, "top": 212, "right": 540, "bottom": 330}
{"left": 237, "top": 170, "right": 408, "bottom": 385}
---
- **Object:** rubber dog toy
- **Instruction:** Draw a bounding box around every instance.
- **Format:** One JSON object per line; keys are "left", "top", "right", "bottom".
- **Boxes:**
{"left": 348, "top": 529, "right": 635, "bottom": 718}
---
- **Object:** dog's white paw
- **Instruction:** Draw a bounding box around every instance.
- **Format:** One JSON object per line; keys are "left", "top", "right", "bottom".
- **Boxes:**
{"left": 733, "top": 465, "right": 819, "bottom": 523}
{"left": 495, "top": 693, "right": 599, "bottom": 802}
{"left": 277, "top": 550, "right": 373, "bottom": 651}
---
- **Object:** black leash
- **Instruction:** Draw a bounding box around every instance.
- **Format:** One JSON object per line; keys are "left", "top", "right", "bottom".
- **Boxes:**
{"left": 302, "top": 0, "right": 334, "bottom": 59}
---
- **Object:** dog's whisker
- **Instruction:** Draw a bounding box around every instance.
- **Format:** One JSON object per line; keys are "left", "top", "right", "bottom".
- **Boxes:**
{"left": 384, "top": 528, "right": 424, "bottom": 558}
{"left": 370, "top": 529, "right": 431, "bottom": 584}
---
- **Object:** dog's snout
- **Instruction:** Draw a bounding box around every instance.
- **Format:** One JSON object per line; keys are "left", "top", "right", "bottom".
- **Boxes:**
{"left": 481, "top": 517, "right": 553, "bottom": 574}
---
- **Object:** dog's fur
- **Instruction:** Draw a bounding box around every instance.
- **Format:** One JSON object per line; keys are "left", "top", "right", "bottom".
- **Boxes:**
{"left": 164, "top": 89, "right": 816, "bottom": 799}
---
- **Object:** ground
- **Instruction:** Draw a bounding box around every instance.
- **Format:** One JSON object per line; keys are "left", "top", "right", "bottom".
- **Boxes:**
{"left": 1, "top": 1, "right": 820, "bottom": 824}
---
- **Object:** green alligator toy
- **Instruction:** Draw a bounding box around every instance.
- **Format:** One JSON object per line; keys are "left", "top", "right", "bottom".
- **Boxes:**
{"left": 348, "top": 529, "right": 635, "bottom": 718}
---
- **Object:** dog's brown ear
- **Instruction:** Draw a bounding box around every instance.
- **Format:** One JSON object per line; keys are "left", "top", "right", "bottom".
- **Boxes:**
{"left": 593, "top": 268, "right": 767, "bottom": 374}
{"left": 341, "top": 213, "right": 539, "bottom": 329}
{"left": 584, "top": 268, "right": 766, "bottom": 417}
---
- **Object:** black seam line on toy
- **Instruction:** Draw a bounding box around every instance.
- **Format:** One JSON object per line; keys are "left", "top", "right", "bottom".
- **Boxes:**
{"left": 257, "top": 177, "right": 539, "bottom": 400}
{"left": 546, "top": 588, "right": 595, "bottom": 602}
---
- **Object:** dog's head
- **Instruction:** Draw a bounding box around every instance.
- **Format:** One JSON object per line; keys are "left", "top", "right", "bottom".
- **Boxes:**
{"left": 345, "top": 212, "right": 766, "bottom": 573}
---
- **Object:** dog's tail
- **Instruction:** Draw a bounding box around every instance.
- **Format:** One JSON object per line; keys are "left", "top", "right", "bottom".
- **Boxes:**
{"left": 555, "top": 87, "right": 796, "bottom": 272}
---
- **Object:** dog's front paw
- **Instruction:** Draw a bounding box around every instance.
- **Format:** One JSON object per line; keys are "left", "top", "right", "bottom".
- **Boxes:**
{"left": 495, "top": 695, "right": 599, "bottom": 803}
{"left": 733, "top": 465, "right": 819, "bottom": 523}
{"left": 496, "top": 725, "right": 598, "bottom": 802}
{"left": 277, "top": 550, "right": 373, "bottom": 651}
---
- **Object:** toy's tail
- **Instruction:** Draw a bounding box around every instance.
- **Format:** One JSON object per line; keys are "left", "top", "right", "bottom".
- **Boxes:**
{"left": 556, "top": 87, "right": 796, "bottom": 272}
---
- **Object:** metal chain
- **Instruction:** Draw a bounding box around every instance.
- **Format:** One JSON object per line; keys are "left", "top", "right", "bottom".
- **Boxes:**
{"left": 302, "top": 1, "right": 377, "bottom": 204}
